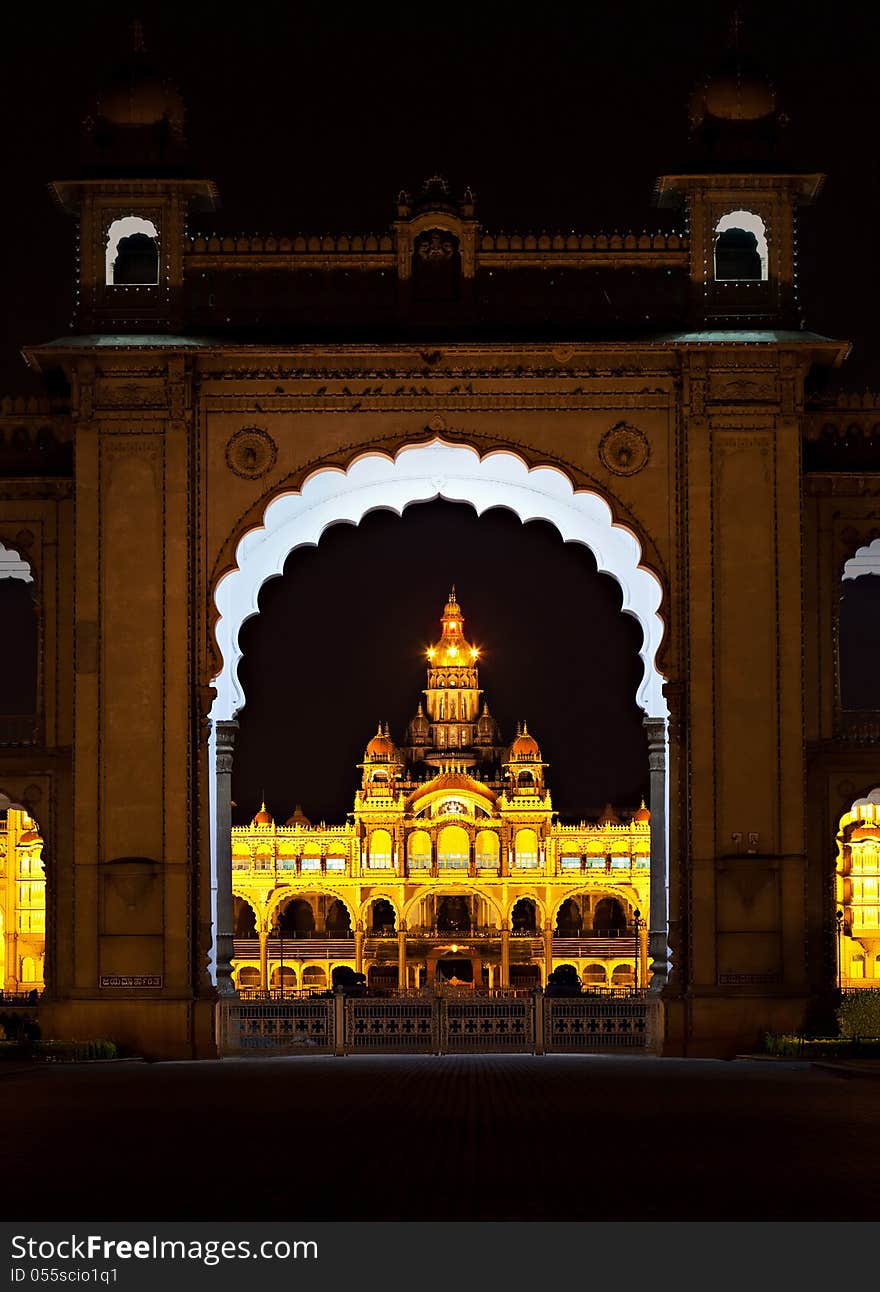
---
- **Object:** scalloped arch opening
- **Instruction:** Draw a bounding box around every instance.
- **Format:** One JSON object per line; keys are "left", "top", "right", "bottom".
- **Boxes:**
{"left": 211, "top": 439, "right": 667, "bottom": 723}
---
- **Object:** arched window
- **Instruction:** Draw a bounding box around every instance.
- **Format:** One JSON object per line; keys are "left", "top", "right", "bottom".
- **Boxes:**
{"left": 407, "top": 829, "right": 432, "bottom": 871}
{"left": 437, "top": 895, "right": 471, "bottom": 933}
{"left": 20, "top": 956, "right": 36, "bottom": 983}
{"left": 582, "top": 963, "right": 607, "bottom": 986}
{"left": 714, "top": 210, "right": 768, "bottom": 281}
{"left": 611, "top": 964, "right": 635, "bottom": 987}
{"left": 593, "top": 897, "right": 627, "bottom": 933}
{"left": 369, "top": 898, "right": 396, "bottom": 935}
{"left": 511, "top": 898, "right": 537, "bottom": 935}
{"left": 326, "top": 899, "right": 352, "bottom": 936}
{"left": 840, "top": 541, "right": 880, "bottom": 713}
{"left": 514, "top": 828, "right": 538, "bottom": 869}
{"left": 556, "top": 898, "right": 582, "bottom": 936}
{"left": 301, "top": 966, "right": 327, "bottom": 990}
{"left": 368, "top": 828, "right": 393, "bottom": 869}
{"left": 437, "top": 824, "right": 469, "bottom": 869}
{"left": 105, "top": 216, "right": 160, "bottom": 285}
{"left": 0, "top": 544, "right": 37, "bottom": 728}
{"left": 232, "top": 897, "right": 257, "bottom": 938}
{"left": 475, "top": 830, "right": 500, "bottom": 871}
{"left": 278, "top": 898, "right": 315, "bottom": 938}
{"left": 236, "top": 966, "right": 260, "bottom": 989}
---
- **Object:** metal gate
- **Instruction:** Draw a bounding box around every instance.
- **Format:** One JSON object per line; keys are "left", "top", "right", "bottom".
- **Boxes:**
{"left": 219, "top": 992, "right": 662, "bottom": 1056}
{"left": 544, "top": 995, "right": 661, "bottom": 1053}
{"left": 441, "top": 995, "right": 536, "bottom": 1053}
{"left": 220, "top": 998, "right": 335, "bottom": 1055}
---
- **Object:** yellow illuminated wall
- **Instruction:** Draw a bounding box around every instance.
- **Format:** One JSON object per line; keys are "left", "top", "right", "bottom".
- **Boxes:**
{"left": 1, "top": 806, "right": 45, "bottom": 993}
{"left": 837, "top": 793, "right": 880, "bottom": 986}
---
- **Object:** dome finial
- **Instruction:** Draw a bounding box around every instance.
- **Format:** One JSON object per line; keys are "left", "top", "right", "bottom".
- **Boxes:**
{"left": 131, "top": 17, "right": 146, "bottom": 54}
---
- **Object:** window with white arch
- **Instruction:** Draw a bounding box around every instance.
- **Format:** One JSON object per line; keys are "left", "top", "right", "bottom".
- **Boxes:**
{"left": 105, "top": 216, "right": 160, "bottom": 286}
{"left": 840, "top": 539, "right": 880, "bottom": 712}
{"left": 714, "top": 210, "right": 768, "bottom": 282}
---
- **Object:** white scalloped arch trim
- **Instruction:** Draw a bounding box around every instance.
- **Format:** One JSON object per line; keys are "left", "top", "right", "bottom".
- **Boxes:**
{"left": 843, "top": 538, "right": 880, "bottom": 581}
{"left": 210, "top": 439, "right": 668, "bottom": 720}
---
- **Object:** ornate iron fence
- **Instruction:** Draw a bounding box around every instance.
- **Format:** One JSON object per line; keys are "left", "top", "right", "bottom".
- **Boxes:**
{"left": 344, "top": 997, "right": 436, "bottom": 1053}
{"left": 218, "top": 990, "right": 663, "bottom": 1056}
{"left": 441, "top": 995, "right": 536, "bottom": 1053}
{"left": 544, "top": 994, "right": 661, "bottom": 1053}
{"left": 220, "top": 998, "right": 335, "bottom": 1055}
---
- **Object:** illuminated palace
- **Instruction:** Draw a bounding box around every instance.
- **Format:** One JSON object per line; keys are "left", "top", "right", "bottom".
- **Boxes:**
{"left": 230, "top": 591, "right": 650, "bottom": 994}
{"left": 0, "top": 804, "right": 45, "bottom": 994}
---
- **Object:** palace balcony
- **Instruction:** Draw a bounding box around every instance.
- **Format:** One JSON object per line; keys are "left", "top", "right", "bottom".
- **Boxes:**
{"left": 232, "top": 931, "right": 638, "bottom": 959}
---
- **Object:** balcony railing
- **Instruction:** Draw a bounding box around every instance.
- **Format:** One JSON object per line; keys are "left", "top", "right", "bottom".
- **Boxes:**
{"left": 0, "top": 714, "right": 39, "bottom": 747}
{"left": 839, "top": 710, "right": 880, "bottom": 744}
{"left": 233, "top": 932, "right": 640, "bottom": 958}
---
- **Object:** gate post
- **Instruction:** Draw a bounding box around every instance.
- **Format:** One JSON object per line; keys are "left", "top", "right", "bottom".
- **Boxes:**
{"left": 533, "top": 989, "right": 544, "bottom": 1055}
{"left": 334, "top": 990, "right": 345, "bottom": 1056}
{"left": 643, "top": 715, "right": 669, "bottom": 992}
{"left": 215, "top": 719, "right": 239, "bottom": 996}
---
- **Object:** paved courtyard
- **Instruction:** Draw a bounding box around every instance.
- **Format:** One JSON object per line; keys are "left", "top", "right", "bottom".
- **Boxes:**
{"left": 5, "top": 1055, "right": 878, "bottom": 1221}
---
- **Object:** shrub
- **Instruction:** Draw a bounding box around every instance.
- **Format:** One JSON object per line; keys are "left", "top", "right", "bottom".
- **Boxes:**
{"left": 837, "top": 990, "right": 880, "bottom": 1039}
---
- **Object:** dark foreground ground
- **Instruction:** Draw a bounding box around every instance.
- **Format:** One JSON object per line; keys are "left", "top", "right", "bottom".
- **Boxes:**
{"left": 6, "top": 1055, "right": 879, "bottom": 1221}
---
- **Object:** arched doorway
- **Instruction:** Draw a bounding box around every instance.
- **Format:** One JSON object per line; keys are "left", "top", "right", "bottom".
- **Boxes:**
{"left": 437, "top": 896, "right": 471, "bottom": 934}
{"left": 278, "top": 898, "right": 315, "bottom": 939}
{"left": 593, "top": 898, "right": 628, "bottom": 934}
{"left": 208, "top": 441, "right": 669, "bottom": 1000}
{"left": 368, "top": 899, "right": 396, "bottom": 935}
{"left": 556, "top": 898, "right": 583, "bottom": 936}
{"left": 511, "top": 897, "right": 538, "bottom": 935}
{"left": 326, "top": 899, "right": 352, "bottom": 937}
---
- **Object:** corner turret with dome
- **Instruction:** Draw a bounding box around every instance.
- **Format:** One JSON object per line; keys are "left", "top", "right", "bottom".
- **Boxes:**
{"left": 49, "top": 17, "right": 217, "bottom": 335}
{"left": 84, "top": 20, "right": 187, "bottom": 174}
{"left": 229, "top": 589, "right": 652, "bottom": 995}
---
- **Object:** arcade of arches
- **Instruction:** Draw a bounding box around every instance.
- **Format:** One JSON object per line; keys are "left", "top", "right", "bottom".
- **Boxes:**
{"left": 228, "top": 591, "right": 650, "bottom": 996}
{"left": 4, "top": 43, "right": 880, "bottom": 1058}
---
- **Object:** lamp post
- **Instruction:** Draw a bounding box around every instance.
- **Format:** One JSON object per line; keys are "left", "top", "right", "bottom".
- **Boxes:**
{"left": 278, "top": 920, "right": 285, "bottom": 1000}
{"left": 633, "top": 908, "right": 645, "bottom": 993}
{"left": 836, "top": 909, "right": 844, "bottom": 991}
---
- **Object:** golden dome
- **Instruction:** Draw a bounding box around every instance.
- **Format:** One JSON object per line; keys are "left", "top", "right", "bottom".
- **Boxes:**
{"left": 427, "top": 587, "right": 478, "bottom": 667}
{"left": 698, "top": 73, "right": 776, "bottom": 123}
{"left": 97, "top": 23, "right": 185, "bottom": 132}
{"left": 510, "top": 722, "right": 540, "bottom": 759}
{"left": 18, "top": 829, "right": 41, "bottom": 844}
{"left": 285, "top": 804, "right": 311, "bottom": 828}
{"left": 408, "top": 768, "right": 497, "bottom": 807}
{"left": 850, "top": 823, "right": 880, "bottom": 842}
{"left": 633, "top": 800, "right": 651, "bottom": 824}
{"left": 252, "top": 801, "right": 273, "bottom": 826}
{"left": 365, "top": 723, "right": 396, "bottom": 758}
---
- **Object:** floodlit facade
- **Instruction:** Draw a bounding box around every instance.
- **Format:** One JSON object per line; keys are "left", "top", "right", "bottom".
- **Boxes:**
{"left": 230, "top": 591, "right": 650, "bottom": 994}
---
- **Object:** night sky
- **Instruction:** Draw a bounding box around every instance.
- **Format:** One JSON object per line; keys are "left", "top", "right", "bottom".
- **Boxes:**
{"left": 2, "top": 2, "right": 879, "bottom": 823}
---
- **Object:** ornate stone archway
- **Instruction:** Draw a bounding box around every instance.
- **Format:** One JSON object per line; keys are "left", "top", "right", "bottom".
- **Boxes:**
{"left": 208, "top": 439, "right": 671, "bottom": 1000}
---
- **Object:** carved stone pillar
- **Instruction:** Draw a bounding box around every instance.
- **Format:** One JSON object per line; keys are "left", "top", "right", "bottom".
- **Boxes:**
{"left": 643, "top": 715, "right": 669, "bottom": 992}
{"left": 215, "top": 719, "right": 239, "bottom": 997}
{"left": 500, "top": 926, "right": 510, "bottom": 988}
{"left": 355, "top": 923, "right": 364, "bottom": 975}
{"left": 543, "top": 923, "right": 553, "bottom": 981}
{"left": 397, "top": 924, "right": 407, "bottom": 989}
{"left": 258, "top": 929, "right": 269, "bottom": 992}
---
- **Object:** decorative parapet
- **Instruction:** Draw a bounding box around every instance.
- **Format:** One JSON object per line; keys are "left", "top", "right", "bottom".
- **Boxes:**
{"left": 183, "top": 228, "right": 688, "bottom": 272}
